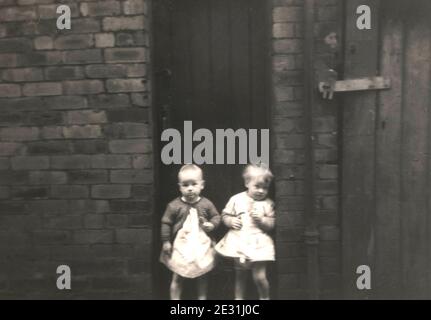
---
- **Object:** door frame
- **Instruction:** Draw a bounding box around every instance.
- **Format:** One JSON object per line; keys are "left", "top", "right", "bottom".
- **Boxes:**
{"left": 150, "top": 0, "right": 274, "bottom": 299}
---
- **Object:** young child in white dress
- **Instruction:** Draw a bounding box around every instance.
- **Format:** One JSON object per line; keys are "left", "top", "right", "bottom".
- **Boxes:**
{"left": 160, "top": 164, "right": 220, "bottom": 300}
{"left": 215, "top": 164, "right": 275, "bottom": 300}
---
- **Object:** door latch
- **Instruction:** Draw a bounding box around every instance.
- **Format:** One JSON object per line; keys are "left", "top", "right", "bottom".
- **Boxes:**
{"left": 318, "top": 69, "right": 391, "bottom": 100}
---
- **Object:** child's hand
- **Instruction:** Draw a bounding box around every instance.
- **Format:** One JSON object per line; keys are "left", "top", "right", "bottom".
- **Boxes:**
{"left": 231, "top": 217, "right": 242, "bottom": 230}
{"left": 251, "top": 211, "right": 261, "bottom": 222}
{"left": 162, "top": 241, "right": 172, "bottom": 256}
{"left": 202, "top": 222, "right": 214, "bottom": 232}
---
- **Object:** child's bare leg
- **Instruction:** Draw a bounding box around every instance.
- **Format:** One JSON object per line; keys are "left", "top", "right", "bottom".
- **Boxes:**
{"left": 197, "top": 275, "right": 208, "bottom": 300}
{"left": 170, "top": 273, "right": 183, "bottom": 300}
{"left": 252, "top": 262, "right": 270, "bottom": 300}
{"left": 235, "top": 268, "right": 247, "bottom": 300}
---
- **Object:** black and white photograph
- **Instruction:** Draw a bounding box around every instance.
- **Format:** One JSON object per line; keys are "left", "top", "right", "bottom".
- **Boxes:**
{"left": 0, "top": 0, "right": 430, "bottom": 303}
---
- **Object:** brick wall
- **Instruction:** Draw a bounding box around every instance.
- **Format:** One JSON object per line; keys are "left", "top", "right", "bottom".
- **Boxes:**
{"left": 0, "top": 0, "right": 343, "bottom": 299}
{"left": 0, "top": 0, "right": 152, "bottom": 298}
{"left": 271, "top": 0, "right": 342, "bottom": 299}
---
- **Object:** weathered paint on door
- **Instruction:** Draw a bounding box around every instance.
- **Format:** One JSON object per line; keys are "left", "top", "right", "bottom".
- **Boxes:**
{"left": 342, "top": 0, "right": 431, "bottom": 299}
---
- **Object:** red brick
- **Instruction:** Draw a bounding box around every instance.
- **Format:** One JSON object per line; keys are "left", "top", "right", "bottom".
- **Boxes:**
{"left": 63, "top": 125, "right": 102, "bottom": 139}
{"left": 45, "top": 66, "right": 85, "bottom": 80}
{"left": 0, "top": 6, "right": 36, "bottom": 21}
{"left": 315, "top": 149, "right": 337, "bottom": 163}
{"left": 32, "top": 230, "right": 71, "bottom": 244}
{"left": 85, "top": 64, "right": 127, "bottom": 78}
{"left": 21, "top": 51, "right": 62, "bottom": 66}
{"left": 110, "top": 170, "right": 152, "bottom": 184}
{"left": 84, "top": 215, "right": 105, "bottom": 229}
{"left": 273, "top": 39, "right": 303, "bottom": 54}
{"left": 11, "top": 156, "right": 49, "bottom": 170}
{"left": 107, "top": 123, "right": 150, "bottom": 138}
{"left": 27, "top": 111, "right": 63, "bottom": 126}
{"left": 132, "top": 155, "right": 151, "bottom": 169}
{"left": 72, "top": 140, "right": 108, "bottom": 154}
{"left": 275, "top": 134, "right": 305, "bottom": 149}
{"left": 109, "top": 139, "right": 152, "bottom": 154}
{"left": 106, "top": 214, "right": 128, "bottom": 228}
{"left": 123, "top": 0, "right": 147, "bottom": 15}
{"left": 54, "top": 34, "right": 94, "bottom": 50}
{"left": 68, "top": 199, "right": 110, "bottom": 214}
{"left": 131, "top": 185, "right": 152, "bottom": 200}
{"left": 38, "top": 3, "right": 79, "bottom": 19}
{"left": 27, "top": 141, "right": 70, "bottom": 155}
{"left": 116, "top": 228, "right": 151, "bottom": 244}
{"left": 63, "top": 49, "right": 103, "bottom": 65}
{"left": 0, "top": 142, "right": 23, "bottom": 156}
{"left": 12, "top": 186, "right": 49, "bottom": 199}
{"left": 73, "top": 230, "right": 113, "bottom": 244}
{"left": 2, "top": 68, "right": 43, "bottom": 82}
{"left": 0, "top": 84, "right": 21, "bottom": 97}
{"left": 105, "top": 48, "right": 147, "bottom": 63}
{"left": 51, "top": 155, "right": 92, "bottom": 169}
{"left": 274, "top": 85, "right": 294, "bottom": 102}
{"left": 88, "top": 94, "right": 130, "bottom": 108}
{"left": 91, "top": 184, "right": 131, "bottom": 199}
{"left": 127, "top": 64, "right": 146, "bottom": 77}
{"left": 46, "top": 216, "right": 82, "bottom": 229}
{"left": 107, "top": 108, "right": 148, "bottom": 122}
{"left": 62, "top": 18, "right": 101, "bottom": 34}
{"left": 80, "top": 1, "right": 121, "bottom": 17}
{"left": 34, "top": 36, "right": 53, "bottom": 50}
{"left": 317, "top": 133, "right": 337, "bottom": 148}
{"left": 29, "top": 171, "right": 67, "bottom": 185}
{"left": 273, "top": 55, "right": 296, "bottom": 72}
{"left": 0, "top": 127, "right": 39, "bottom": 141}
{"left": 41, "top": 127, "right": 63, "bottom": 140}
{"left": 318, "top": 164, "right": 338, "bottom": 179}
{"left": 273, "top": 23, "right": 295, "bottom": 38}
{"left": 68, "top": 170, "right": 108, "bottom": 184}
{"left": 65, "top": 110, "right": 107, "bottom": 124}
{"left": 315, "top": 180, "right": 338, "bottom": 195}
{"left": 64, "top": 80, "right": 104, "bottom": 95}
{"left": 318, "top": 6, "right": 338, "bottom": 22}
{"left": 0, "top": 38, "right": 32, "bottom": 53}
{"left": 95, "top": 33, "right": 115, "bottom": 48}
{"left": 273, "top": 7, "right": 303, "bottom": 23}
{"left": 103, "top": 16, "right": 145, "bottom": 31}
{"left": 106, "top": 79, "right": 146, "bottom": 93}
{"left": 44, "top": 96, "right": 87, "bottom": 110}
{"left": 22, "top": 82, "right": 62, "bottom": 97}
{"left": 51, "top": 185, "right": 89, "bottom": 199}
{"left": 0, "top": 54, "right": 18, "bottom": 69}
{"left": 91, "top": 155, "right": 131, "bottom": 169}
{"left": 273, "top": 118, "right": 297, "bottom": 133}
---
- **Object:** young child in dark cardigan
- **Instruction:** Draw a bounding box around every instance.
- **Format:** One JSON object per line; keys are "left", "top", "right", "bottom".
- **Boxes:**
{"left": 160, "top": 164, "right": 220, "bottom": 300}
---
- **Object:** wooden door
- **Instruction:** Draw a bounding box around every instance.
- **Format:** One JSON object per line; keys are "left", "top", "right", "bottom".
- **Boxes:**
{"left": 342, "top": 0, "right": 431, "bottom": 299}
{"left": 152, "top": 0, "right": 270, "bottom": 299}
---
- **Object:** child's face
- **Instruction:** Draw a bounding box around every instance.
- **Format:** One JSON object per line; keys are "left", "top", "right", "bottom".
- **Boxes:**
{"left": 178, "top": 169, "right": 204, "bottom": 203}
{"left": 246, "top": 177, "right": 269, "bottom": 201}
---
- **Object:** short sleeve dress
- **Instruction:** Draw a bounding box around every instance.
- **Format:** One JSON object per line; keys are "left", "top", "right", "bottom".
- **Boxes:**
{"left": 215, "top": 192, "right": 275, "bottom": 262}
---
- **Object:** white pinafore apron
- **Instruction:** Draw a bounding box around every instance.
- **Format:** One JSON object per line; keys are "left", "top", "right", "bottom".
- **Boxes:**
{"left": 160, "top": 208, "right": 215, "bottom": 278}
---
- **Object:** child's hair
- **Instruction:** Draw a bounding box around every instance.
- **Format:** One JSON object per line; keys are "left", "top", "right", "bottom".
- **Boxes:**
{"left": 242, "top": 163, "right": 273, "bottom": 185}
{"left": 178, "top": 164, "right": 203, "bottom": 180}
